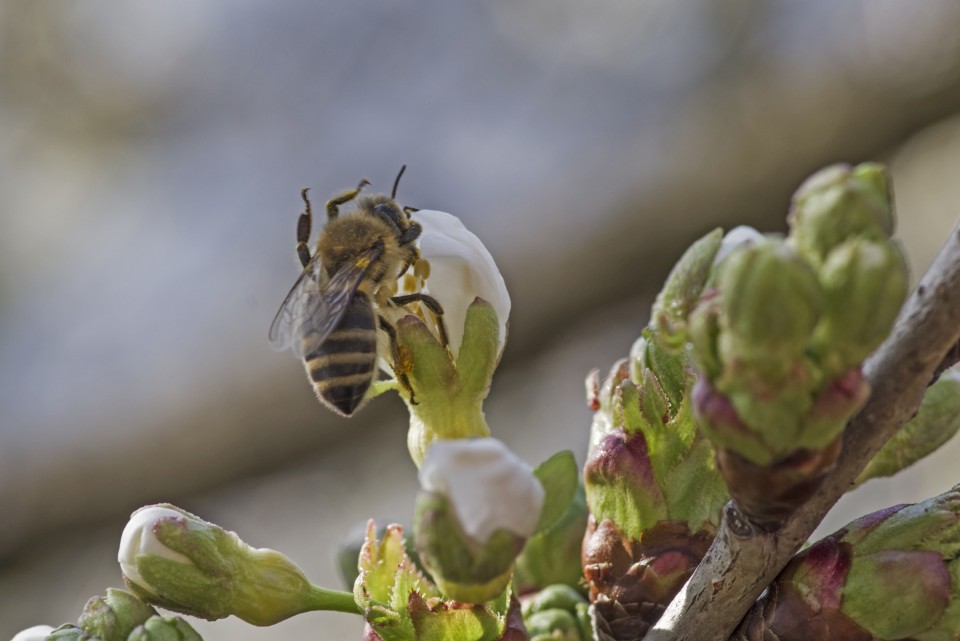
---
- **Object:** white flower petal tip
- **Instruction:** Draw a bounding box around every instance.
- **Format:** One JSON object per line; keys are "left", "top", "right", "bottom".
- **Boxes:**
{"left": 408, "top": 210, "right": 510, "bottom": 356}
{"left": 713, "top": 225, "right": 767, "bottom": 267}
{"left": 10, "top": 626, "right": 55, "bottom": 641}
{"left": 118, "top": 505, "right": 194, "bottom": 595}
{"left": 418, "top": 438, "right": 544, "bottom": 542}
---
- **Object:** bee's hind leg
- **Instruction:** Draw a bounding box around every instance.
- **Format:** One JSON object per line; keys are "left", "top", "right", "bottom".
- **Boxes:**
{"left": 378, "top": 315, "right": 417, "bottom": 405}
{"left": 326, "top": 178, "right": 370, "bottom": 220}
{"left": 391, "top": 293, "right": 449, "bottom": 349}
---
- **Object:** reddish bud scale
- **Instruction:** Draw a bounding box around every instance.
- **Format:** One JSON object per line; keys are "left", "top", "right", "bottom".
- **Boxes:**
{"left": 582, "top": 518, "right": 714, "bottom": 640}
{"left": 694, "top": 369, "right": 868, "bottom": 528}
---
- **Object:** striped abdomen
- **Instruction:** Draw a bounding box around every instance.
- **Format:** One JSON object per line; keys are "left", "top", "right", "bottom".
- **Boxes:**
{"left": 303, "top": 292, "right": 378, "bottom": 416}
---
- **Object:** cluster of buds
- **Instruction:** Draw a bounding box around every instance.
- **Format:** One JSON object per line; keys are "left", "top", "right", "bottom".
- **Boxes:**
{"left": 736, "top": 484, "right": 960, "bottom": 640}
{"left": 689, "top": 163, "right": 908, "bottom": 527}
{"left": 11, "top": 588, "right": 201, "bottom": 641}
{"left": 582, "top": 230, "right": 731, "bottom": 640}
{"left": 520, "top": 585, "right": 592, "bottom": 641}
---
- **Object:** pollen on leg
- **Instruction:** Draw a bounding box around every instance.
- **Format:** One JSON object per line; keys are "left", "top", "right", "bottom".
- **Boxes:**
{"left": 396, "top": 344, "right": 415, "bottom": 376}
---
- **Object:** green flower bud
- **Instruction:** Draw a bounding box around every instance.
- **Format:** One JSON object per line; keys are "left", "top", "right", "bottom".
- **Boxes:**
{"left": 811, "top": 238, "right": 908, "bottom": 378}
{"left": 713, "top": 238, "right": 822, "bottom": 382}
{"left": 118, "top": 504, "right": 357, "bottom": 625}
{"left": 788, "top": 162, "right": 895, "bottom": 266}
{"left": 738, "top": 485, "right": 960, "bottom": 640}
{"left": 126, "top": 616, "right": 202, "bottom": 641}
{"left": 77, "top": 589, "right": 156, "bottom": 641}
{"left": 414, "top": 439, "right": 543, "bottom": 603}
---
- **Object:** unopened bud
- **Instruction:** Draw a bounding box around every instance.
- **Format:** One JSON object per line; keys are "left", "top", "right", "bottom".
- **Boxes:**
{"left": 77, "top": 589, "right": 156, "bottom": 641}
{"left": 118, "top": 504, "right": 356, "bottom": 625}
{"left": 788, "top": 162, "right": 895, "bottom": 265}
{"left": 126, "top": 616, "right": 202, "bottom": 641}
{"left": 812, "top": 238, "right": 908, "bottom": 377}
{"left": 415, "top": 438, "right": 543, "bottom": 603}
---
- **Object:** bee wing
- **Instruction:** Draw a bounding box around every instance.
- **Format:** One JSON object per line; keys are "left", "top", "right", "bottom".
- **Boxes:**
{"left": 269, "top": 246, "right": 382, "bottom": 359}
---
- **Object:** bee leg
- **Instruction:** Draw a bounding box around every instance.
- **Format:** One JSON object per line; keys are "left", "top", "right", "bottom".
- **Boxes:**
{"left": 378, "top": 315, "right": 417, "bottom": 405}
{"left": 391, "top": 293, "right": 449, "bottom": 349}
{"left": 326, "top": 178, "right": 371, "bottom": 220}
{"left": 397, "top": 220, "right": 422, "bottom": 246}
{"left": 297, "top": 188, "right": 313, "bottom": 268}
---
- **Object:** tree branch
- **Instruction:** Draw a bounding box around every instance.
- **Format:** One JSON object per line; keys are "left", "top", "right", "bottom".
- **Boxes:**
{"left": 644, "top": 221, "right": 960, "bottom": 641}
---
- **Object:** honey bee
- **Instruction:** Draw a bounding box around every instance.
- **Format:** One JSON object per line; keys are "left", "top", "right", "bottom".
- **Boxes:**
{"left": 269, "top": 167, "right": 447, "bottom": 417}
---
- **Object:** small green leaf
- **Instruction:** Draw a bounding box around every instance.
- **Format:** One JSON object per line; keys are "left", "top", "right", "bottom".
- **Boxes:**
{"left": 533, "top": 451, "right": 579, "bottom": 535}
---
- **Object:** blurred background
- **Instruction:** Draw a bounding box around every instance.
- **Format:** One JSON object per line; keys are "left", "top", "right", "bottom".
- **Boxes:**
{"left": 2, "top": 1, "right": 960, "bottom": 638}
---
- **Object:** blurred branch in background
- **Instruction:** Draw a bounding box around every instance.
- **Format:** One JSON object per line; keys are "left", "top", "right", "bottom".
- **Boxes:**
{"left": 2, "top": 2, "right": 960, "bottom": 638}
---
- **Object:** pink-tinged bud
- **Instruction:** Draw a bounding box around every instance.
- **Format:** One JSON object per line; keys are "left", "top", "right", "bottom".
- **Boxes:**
{"left": 736, "top": 486, "right": 960, "bottom": 640}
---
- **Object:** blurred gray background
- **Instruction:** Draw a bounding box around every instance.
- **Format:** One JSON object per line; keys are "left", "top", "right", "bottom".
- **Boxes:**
{"left": 2, "top": 2, "right": 960, "bottom": 639}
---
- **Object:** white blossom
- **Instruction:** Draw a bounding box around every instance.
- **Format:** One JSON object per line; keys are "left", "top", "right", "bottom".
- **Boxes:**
{"left": 418, "top": 438, "right": 543, "bottom": 542}
{"left": 118, "top": 505, "right": 194, "bottom": 595}
{"left": 403, "top": 210, "right": 510, "bottom": 357}
{"left": 9, "top": 626, "right": 55, "bottom": 641}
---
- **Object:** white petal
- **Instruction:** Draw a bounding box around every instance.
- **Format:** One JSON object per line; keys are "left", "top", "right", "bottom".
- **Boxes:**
{"left": 412, "top": 210, "right": 510, "bottom": 357}
{"left": 10, "top": 626, "right": 55, "bottom": 641}
{"left": 418, "top": 438, "right": 544, "bottom": 542}
{"left": 713, "top": 225, "right": 766, "bottom": 268}
{"left": 118, "top": 505, "right": 194, "bottom": 595}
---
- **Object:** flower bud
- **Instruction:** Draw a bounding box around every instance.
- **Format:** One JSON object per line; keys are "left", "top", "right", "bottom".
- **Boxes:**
{"left": 788, "top": 162, "right": 895, "bottom": 265}
{"left": 713, "top": 238, "right": 822, "bottom": 381}
{"left": 9, "top": 626, "right": 56, "bottom": 641}
{"left": 811, "top": 238, "right": 908, "bottom": 378}
{"left": 737, "top": 485, "right": 960, "bottom": 640}
{"left": 77, "top": 589, "right": 156, "bottom": 641}
{"left": 521, "top": 585, "right": 591, "bottom": 641}
{"left": 118, "top": 504, "right": 357, "bottom": 625}
{"left": 126, "top": 617, "right": 202, "bottom": 641}
{"left": 414, "top": 438, "right": 544, "bottom": 603}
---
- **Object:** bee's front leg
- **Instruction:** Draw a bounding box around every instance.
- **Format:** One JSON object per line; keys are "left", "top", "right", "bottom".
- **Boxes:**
{"left": 378, "top": 315, "right": 417, "bottom": 405}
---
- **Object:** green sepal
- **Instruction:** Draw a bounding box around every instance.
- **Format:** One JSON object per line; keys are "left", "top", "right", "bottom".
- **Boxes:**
{"left": 355, "top": 522, "right": 440, "bottom": 641}
{"left": 456, "top": 298, "right": 502, "bottom": 399}
{"left": 857, "top": 371, "right": 960, "bottom": 487}
{"left": 532, "top": 450, "right": 579, "bottom": 535}
{"left": 413, "top": 492, "right": 522, "bottom": 603}
{"left": 398, "top": 307, "right": 492, "bottom": 468}
{"left": 650, "top": 228, "right": 723, "bottom": 347}
{"left": 45, "top": 626, "right": 100, "bottom": 641}
{"left": 513, "top": 483, "right": 588, "bottom": 595}
{"left": 78, "top": 589, "right": 157, "bottom": 641}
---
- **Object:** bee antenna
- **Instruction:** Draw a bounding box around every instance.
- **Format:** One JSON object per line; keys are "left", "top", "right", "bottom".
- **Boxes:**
{"left": 391, "top": 164, "right": 407, "bottom": 200}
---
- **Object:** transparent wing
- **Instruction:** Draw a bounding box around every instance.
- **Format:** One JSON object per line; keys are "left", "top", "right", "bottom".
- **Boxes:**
{"left": 269, "top": 246, "right": 381, "bottom": 358}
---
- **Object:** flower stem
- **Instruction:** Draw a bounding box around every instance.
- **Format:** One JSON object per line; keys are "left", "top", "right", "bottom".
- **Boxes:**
{"left": 305, "top": 586, "right": 362, "bottom": 615}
